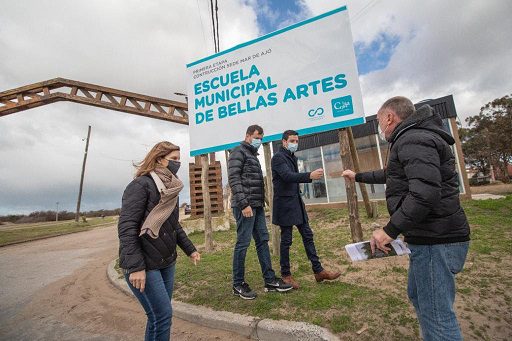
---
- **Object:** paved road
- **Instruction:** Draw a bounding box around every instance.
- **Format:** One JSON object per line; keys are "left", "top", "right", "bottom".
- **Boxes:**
{"left": 0, "top": 225, "right": 244, "bottom": 341}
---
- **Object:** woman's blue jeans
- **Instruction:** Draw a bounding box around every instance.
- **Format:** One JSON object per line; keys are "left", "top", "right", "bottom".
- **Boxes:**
{"left": 407, "top": 242, "right": 469, "bottom": 341}
{"left": 125, "top": 264, "right": 176, "bottom": 341}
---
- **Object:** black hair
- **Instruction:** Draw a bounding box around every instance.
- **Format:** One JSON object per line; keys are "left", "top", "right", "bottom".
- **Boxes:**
{"left": 282, "top": 130, "right": 299, "bottom": 141}
{"left": 246, "top": 124, "right": 264, "bottom": 135}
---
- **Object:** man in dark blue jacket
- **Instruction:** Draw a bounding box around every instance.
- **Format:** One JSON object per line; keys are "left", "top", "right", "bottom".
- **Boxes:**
{"left": 271, "top": 130, "right": 341, "bottom": 289}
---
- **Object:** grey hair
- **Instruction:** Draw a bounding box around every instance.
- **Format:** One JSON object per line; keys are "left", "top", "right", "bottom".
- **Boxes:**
{"left": 379, "top": 96, "right": 415, "bottom": 120}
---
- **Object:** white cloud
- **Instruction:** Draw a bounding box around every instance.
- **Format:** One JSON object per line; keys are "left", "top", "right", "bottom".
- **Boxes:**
{"left": 1, "top": 0, "right": 511, "bottom": 214}
{"left": 0, "top": 0, "right": 260, "bottom": 214}
{"left": 300, "top": 1, "right": 512, "bottom": 119}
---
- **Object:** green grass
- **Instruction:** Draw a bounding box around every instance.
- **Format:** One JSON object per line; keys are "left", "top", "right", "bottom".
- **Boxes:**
{"left": 0, "top": 216, "right": 116, "bottom": 246}
{"left": 170, "top": 196, "right": 512, "bottom": 339}
{"left": 461, "top": 196, "right": 512, "bottom": 254}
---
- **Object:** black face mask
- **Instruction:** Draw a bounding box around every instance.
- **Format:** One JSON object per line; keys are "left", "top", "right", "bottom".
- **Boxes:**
{"left": 167, "top": 160, "right": 181, "bottom": 175}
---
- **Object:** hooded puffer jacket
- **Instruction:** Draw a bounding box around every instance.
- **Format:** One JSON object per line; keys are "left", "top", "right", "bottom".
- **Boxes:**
{"left": 228, "top": 141, "right": 266, "bottom": 209}
{"left": 356, "top": 105, "right": 470, "bottom": 244}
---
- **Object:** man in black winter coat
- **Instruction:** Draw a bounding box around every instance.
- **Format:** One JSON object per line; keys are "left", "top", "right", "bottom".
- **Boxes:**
{"left": 228, "top": 124, "right": 292, "bottom": 300}
{"left": 272, "top": 130, "right": 341, "bottom": 289}
{"left": 342, "top": 96, "right": 470, "bottom": 341}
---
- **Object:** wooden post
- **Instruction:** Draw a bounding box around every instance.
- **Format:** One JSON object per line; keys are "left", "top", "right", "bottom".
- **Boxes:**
{"left": 263, "top": 143, "right": 280, "bottom": 255}
{"left": 339, "top": 128, "right": 363, "bottom": 242}
{"left": 347, "top": 127, "right": 373, "bottom": 217}
{"left": 224, "top": 150, "right": 231, "bottom": 217}
{"left": 201, "top": 154, "right": 214, "bottom": 252}
{"left": 75, "top": 125, "right": 91, "bottom": 223}
{"left": 449, "top": 117, "right": 472, "bottom": 200}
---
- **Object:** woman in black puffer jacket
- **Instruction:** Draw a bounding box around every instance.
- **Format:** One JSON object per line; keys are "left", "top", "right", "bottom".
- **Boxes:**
{"left": 118, "top": 141, "right": 200, "bottom": 341}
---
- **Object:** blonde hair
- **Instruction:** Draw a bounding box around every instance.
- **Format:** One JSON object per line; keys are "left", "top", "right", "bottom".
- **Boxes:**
{"left": 134, "top": 141, "right": 180, "bottom": 178}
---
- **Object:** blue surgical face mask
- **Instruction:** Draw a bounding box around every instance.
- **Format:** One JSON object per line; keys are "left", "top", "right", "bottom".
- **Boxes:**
{"left": 286, "top": 142, "right": 298, "bottom": 153}
{"left": 250, "top": 138, "right": 262, "bottom": 149}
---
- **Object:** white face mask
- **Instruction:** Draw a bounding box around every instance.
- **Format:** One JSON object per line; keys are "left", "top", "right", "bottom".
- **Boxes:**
{"left": 378, "top": 120, "right": 389, "bottom": 141}
{"left": 250, "top": 138, "right": 262, "bottom": 149}
{"left": 286, "top": 142, "right": 298, "bottom": 153}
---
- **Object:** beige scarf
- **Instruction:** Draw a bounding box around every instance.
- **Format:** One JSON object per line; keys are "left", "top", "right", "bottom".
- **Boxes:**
{"left": 139, "top": 166, "right": 183, "bottom": 239}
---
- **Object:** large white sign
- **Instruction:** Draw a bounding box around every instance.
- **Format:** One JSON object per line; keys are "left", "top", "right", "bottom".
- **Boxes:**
{"left": 186, "top": 6, "right": 364, "bottom": 156}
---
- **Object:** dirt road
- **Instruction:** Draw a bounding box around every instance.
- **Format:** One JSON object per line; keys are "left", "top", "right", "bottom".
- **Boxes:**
{"left": 0, "top": 225, "right": 244, "bottom": 341}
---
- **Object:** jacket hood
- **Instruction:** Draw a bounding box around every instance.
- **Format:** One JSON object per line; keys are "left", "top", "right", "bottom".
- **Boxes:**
{"left": 389, "top": 104, "right": 455, "bottom": 145}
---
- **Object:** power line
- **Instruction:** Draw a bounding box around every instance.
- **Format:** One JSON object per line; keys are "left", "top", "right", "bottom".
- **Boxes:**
{"left": 353, "top": 0, "right": 380, "bottom": 22}
{"left": 209, "top": 0, "right": 218, "bottom": 53}
{"left": 215, "top": 0, "right": 220, "bottom": 52}
{"left": 353, "top": 0, "right": 376, "bottom": 19}
{"left": 196, "top": 0, "right": 208, "bottom": 52}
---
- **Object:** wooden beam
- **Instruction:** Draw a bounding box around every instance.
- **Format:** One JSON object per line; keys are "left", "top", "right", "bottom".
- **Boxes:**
{"left": 201, "top": 154, "right": 214, "bottom": 252}
{"left": 347, "top": 127, "right": 374, "bottom": 217}
{"left": 79, "top": 89, "right": 94, "bottom": 99}
{"left": 263, "top": 143, "right": 280, "bottom": 255}
{"left": 339, "top": 128, "right": 363, "bottom": 242}
{"left": 153, "top": 103, "right": 167, "bottom": 114}
{"left": 104, "top": 93, "right": 119, "bottom": 105}
{"left": 0, "top": 78, "right": 189, "bottom": 125}
{"left": 449, "top": 117, "right": 472, "bottom": 199}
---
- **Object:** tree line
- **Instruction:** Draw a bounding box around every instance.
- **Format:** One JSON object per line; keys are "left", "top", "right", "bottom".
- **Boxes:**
{"left": 0, "top": 208, "right": 121, "bottom": 224}
{"left": 459, "top": 94, "right": 512, "bottom": 183}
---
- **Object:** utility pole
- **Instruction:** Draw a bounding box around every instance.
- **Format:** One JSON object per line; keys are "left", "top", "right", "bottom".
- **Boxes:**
{"left": 75, "top": 125, "right": 91, "bottom": 223}
{"left": 56, "top": 202, "right": 59, "bottom": 222}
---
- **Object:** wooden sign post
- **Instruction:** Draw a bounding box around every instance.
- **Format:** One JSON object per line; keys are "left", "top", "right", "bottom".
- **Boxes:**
{"left": 201, "top": 154, "right": 214, "bottom": 252}
{"left": 338, "top": 128, "right": 363, "bottom": 242}
{"left": 224, "top": 150, "right": 232, "bottom": 218}
{"left": 263, "top": 143, "right": 280, "bottom": 255}
{"left": 347, "top": 127, "right": 374, "bottom": 218}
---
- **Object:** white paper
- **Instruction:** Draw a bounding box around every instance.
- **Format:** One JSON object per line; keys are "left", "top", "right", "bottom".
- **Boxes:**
{"left": 345, "top": 239, "right": 411, "bottom": 262}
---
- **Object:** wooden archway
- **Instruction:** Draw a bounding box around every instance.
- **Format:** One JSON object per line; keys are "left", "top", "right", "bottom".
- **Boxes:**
{"left": 0, "top": 78, "right": 189, "bottom": 124}
{"left": 0, "top": 78, "right": 223, "bottom": 224}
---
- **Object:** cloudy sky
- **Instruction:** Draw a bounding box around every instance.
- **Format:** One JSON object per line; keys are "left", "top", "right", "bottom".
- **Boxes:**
{"left": 1, "top": 0, "right": 511, "bottom": 215}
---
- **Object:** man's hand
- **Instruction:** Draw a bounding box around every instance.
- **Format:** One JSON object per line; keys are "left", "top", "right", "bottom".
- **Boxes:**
{"left": 129, "top": 270, "right": 146, "bottom": 293}
{"left": 310, "top": 168, "right": 324, "bottom": 180}
{"left": 189, "top": 251, "right": 201, "bottom": 265}
{"left": 370, "top": 228, "right": 394, "bottom": 254}
{"left": 341, "top": 169, "right": 356, "bottom": 181}
{"left": 242, "top": 206, "right": 253, "bottom": 218}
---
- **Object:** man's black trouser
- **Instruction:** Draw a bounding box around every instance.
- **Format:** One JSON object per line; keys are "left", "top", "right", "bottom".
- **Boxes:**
{"left": 279, "top": 221, "right": 323, "bottom": 276}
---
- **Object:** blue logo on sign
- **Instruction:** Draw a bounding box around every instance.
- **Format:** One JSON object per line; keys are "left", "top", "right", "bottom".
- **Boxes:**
{"left": 307, "top": 107, "right": 324, "bottom": 117}
{"left": 331, "top": 95, "right": 354, "bottom": 117}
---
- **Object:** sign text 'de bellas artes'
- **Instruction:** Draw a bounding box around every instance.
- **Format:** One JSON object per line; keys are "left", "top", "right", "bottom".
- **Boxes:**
{"left": 186, "top": 6, "right": 364, "bottom": 156}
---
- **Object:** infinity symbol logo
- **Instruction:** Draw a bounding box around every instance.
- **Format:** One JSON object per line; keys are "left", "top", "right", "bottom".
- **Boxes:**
{"left": 308, "top": 107, "right": 324, "bottom": 117}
